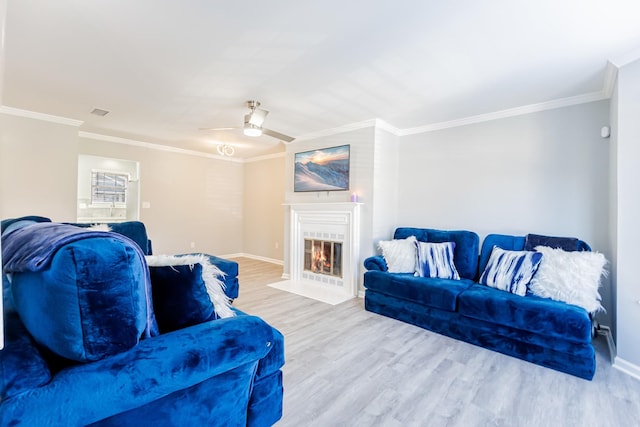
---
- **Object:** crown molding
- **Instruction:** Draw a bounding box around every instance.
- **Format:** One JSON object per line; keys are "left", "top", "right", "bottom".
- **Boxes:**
{"left": 294, "top": 119, "right": 377, "bottom": 142}
{"left": 0, "top": 105, "right": 83, "bottom": 127}
{"left": 399, "top": 91, "right": 608, "bottom": 136}
{"left": 603, "top": 61, "right": 619, "bottom": 98}
{"left": 78, "top": 131, "right": 243, "bottom": 163}
{"left": 294, "top": 118, "right": 401, "bottom": 142}
{"left": 609, "top": 46, "right": 640, "bottom": 68}
{"left": 374, "top": 119, "right": 401, "bottom": 135}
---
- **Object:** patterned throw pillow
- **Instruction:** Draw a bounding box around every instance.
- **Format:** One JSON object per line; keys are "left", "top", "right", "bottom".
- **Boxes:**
{"left": 378, "top": 236, "right": 417, "bottom": 273}
{"left": 414, "top": 241, "right": 460, "bottom": 280}
{"left": 480, "top": 246, "right": 543, "bottom": 296}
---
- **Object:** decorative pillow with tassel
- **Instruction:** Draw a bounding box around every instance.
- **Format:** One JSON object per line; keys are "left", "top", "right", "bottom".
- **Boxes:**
{"left": 146, "top": 254, "right": 235, "bottom": 333}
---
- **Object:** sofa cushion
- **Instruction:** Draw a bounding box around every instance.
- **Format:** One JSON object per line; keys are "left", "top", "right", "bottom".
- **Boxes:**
{"left": 394, "top": 228, "right": 479, "bottom": 280}
{"left": 10, "top": 237, "right": 149, "bottom": 362}
{"left": 414, "top": 241, "right": 460, "bottom": 280}
{"left": 72, "top": 221, "right": 152, "bottom": 255}
{"left": 528, "top": 246, "right": 606, "bottom": 313}
{"left": 0, "top": 312, "right": 52, "bottom": 400}
{"left": 479, "top": 246, "right": 542, "bottom": 296}
{"left": 183, "top": 253, "right": 240, "bottom": 299}
{"left": 378, "top": 236, "right": 417, "bottom": 273}
{"left": 364, "top": 271, "right": 475, "bottom": 312}
{"left": 148, "top": 263, "right": 217, "bottom": 333}
{"left": 148, "top": 254, "right": 235, "bottom": 322}
{"left": 458, "top": 284, "right": 592, "bottom": 343}
{"left": 524, "top": 233, "right": 580, "bottom": 252}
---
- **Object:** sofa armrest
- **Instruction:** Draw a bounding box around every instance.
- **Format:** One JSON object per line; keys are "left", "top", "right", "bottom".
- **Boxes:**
{"left": 0, "top": 315, "right": 275, "bottom": 426}
{"left": 364, "top": 255, "right": 388, "bottom": 272}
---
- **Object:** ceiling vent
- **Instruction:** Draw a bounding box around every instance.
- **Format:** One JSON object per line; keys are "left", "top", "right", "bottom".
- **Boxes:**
{"left": 90, "top": 108, "right": 110, "bottom": 116}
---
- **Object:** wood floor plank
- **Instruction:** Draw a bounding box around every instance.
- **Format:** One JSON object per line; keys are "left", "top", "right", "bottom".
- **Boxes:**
{"left": 232, "top": 257, "right": 640, "bottom": 427}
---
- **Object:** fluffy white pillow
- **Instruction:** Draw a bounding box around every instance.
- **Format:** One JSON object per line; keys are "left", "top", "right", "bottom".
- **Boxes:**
{"left": 528, "top": 246, "right": 606, "bottom": 313}
{"left": 145, "top": 254, "right": 235, "bottom": 318}
{"left": 378, "top": 236, "right": 417, "bottom": 273}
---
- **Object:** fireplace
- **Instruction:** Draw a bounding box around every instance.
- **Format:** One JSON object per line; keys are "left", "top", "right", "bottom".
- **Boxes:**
{"left": 271, "top": 202, "right": 361, "bottom": 305}
{"left": 304, "top": 239, "right": 342, "bottom": 278}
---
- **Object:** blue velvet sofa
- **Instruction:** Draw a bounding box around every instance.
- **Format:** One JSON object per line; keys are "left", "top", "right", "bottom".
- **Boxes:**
{"left": 70, "top": 221, "right": 240, "bottom": 300}
{"left": 364, "top": 227, "right": 596, "bottom": 380}
{"left": 1, "top": 217, "right": 283, "bottom": 426}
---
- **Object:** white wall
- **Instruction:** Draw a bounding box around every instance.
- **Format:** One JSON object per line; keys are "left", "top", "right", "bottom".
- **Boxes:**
{"left": 0, "top": 113, "right": 245, "bottom": 257}
{"left": 243, "top": 154, "right": 285, "bottom": 262}
{"left": 0, "top": 114, "right": 79, "bottom": 221}
{"left": 397, "top": 101, "right": 612, "bottom": 326}
{"left": 78, "top": 136, "right": 244, "bottom": 255}
{"left": 283, "top": 127, "right": 376, "bottom": 288}
{"left": 371, "top": 127, "right": 399, "bottom": 248}
{"left": 614, "top": 58, "right": 640, "bottom": 370}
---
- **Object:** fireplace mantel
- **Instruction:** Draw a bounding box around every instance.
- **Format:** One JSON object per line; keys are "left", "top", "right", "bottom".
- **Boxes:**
{"left": 280, "top": 202, "right": 361, "bottom": 303}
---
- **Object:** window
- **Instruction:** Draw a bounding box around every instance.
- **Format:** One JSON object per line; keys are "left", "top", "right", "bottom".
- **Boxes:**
{"left": 91, "top": 171, "right": 128, "bottom": 204}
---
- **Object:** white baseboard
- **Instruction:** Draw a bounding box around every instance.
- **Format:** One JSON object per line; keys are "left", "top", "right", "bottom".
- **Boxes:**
{"left": 358, "top": 290, "right": 365, "bottom": 298}
{"left": 597, "top": 325, "right": 640, "bottom": 381}
{"left": 613, "top": 356, "right": 640, "bottom": 381}
{"left": 219, "top": 253, "right": 284, "bottom": 266}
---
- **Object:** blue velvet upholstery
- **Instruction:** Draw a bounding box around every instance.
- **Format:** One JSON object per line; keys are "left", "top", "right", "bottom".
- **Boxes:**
{"left": 458, "top": 284, "right": 592, "bottom": 342}
{"left": 523, "top": 233, "right": 580, "bottom": 252}
{"left": 1, "top": 312, "right": 52, "bottom": 400}
{"left": 1, "top": 219, "right": 284, "bottom": 426}
{"left": 365, "top": 288, "right": 595, "bottom": 380}
{"left": 11, "top": 237, "right": 149, "bottom": 362}
{"left": 149, "top": 263, "right": 216, "bottom": 333}
{"left": 0, "top": 316, "right": 278, "bottom": 426}
{"left": 70, "top": 221, "right": 153, "bottom": 255}
{"left": 363, "top": 255, "right": 388, "bottom": 272}
{"left": 185, "top": 253, "right": 240, "bottom": 299}
{"left": 393, "top": 227, "right": 479, "bottom": 279}
{"left": 364, "top": 227, "right": 596, "bottom": 380}
{"left": 365, "top": 271, "right": 475, "bottom": 312}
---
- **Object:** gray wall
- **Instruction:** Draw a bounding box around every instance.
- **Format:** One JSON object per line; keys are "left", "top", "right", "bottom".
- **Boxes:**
{"left": 0, "top": 114, "right": 79, "bottom": 221}
{"left": 614, "top": 58, "right": 640, "bottom": 369}
{"left": 243, "top": 154, "right": 285, "bottom": 262}
{"left": 0, "top": 113, "right": 246, "bottom": 257}
{"left": 397, "top": 101, "right": 613, "bottom": 326}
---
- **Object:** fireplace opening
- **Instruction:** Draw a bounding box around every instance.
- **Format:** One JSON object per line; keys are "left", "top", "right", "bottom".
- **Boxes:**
{"left": 304, "top": 239, "right": 342, "bottom": 278}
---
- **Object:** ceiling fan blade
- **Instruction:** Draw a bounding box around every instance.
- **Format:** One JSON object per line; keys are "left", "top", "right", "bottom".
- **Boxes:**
{"left": 199, "top": 127, "right": 238, "bottom": 131}
{"left": 248, "top": 108, "right": 268, "bottom": 127}
{"left": 262, "top": 127, "right": 295, "bottom": 143}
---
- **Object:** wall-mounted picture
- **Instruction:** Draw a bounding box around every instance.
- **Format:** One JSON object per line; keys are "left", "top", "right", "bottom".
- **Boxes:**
{"left": 294, "top": 144, "right": 350, "bottom": 192}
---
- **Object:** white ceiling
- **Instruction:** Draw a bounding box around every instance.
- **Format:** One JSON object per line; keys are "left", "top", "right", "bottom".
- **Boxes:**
{"left": 2, "top": 1, "right": 640, "bottom": 159}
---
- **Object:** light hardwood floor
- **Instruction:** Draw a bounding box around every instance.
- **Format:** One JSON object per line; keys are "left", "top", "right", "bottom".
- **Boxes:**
{"left": 232, "top": 257, "right": 640, "bottom": 427}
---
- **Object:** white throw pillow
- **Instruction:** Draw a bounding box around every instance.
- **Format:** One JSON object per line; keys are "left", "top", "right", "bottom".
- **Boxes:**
{"left": 378, "top": 236, "right": 417, "bottom": 273}
{"left": 528, "top": 246, "right": 606, "bottom": 313}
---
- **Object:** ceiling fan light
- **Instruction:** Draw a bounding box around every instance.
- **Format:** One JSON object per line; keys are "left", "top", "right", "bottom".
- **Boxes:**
{"left": 243, "top": 123, "right": 262, "bottom": 137}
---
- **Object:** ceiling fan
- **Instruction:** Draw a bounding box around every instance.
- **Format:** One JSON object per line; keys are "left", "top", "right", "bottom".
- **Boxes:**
{"left": 201, "top": 100, "right": 295, "bottom": 143}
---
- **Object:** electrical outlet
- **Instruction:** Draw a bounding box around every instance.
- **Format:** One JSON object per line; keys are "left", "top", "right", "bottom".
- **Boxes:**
{"left": 190, "top": 242, "right": 196, "bottom": 249}
{"left": 275, "top": 242, "right": 279, "bottom": 249}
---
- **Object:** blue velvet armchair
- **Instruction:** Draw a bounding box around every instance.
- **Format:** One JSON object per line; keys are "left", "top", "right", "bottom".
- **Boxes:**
{"left": 1, "top": 217, "right": 283, "bottom": 426}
